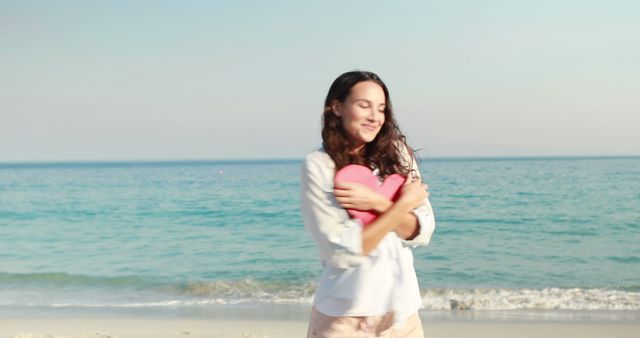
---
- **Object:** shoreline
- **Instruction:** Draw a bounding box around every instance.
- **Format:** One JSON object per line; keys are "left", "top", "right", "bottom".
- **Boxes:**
{"left": 3, "top": 304, "right": 640, "bottom": 323}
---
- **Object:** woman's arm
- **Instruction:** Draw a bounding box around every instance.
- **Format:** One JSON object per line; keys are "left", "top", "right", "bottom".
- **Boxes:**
{"left": 333, "top": 181, "right": 428, "bottom": 242}
{"left": 336, "top": 180, "right": 427, "bottom": 255}
{"left": 301, "top": 156, "right": 368, "bottom": 269}
{"left": 362, "top": 181, "right": 427, "bottom": 255}
{"left": 361, "top": 199, "right": 415, "bottom": 255}
{"left": 394, "top": 213, "right": 420, "bottom": 240}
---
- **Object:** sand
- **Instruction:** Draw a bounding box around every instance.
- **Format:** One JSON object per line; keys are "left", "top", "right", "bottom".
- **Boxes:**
{"left": 2, "top": 317, "right": 639, "bottom": 338}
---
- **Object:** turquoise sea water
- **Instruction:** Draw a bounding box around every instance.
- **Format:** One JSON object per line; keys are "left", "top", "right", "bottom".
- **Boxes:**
{"left": 1, "top": 157, "right": 639, "bottom": 319}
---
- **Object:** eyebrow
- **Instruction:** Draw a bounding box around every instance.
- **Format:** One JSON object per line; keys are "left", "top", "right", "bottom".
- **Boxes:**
{"left": 353, "top": 99, "right": 386, "bottom": 107}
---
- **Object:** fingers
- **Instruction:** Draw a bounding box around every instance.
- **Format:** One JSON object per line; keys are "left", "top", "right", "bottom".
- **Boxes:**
{"left": 333, "top": 181, "right": 354, "bottom": 198}
{"left": 333, "top": 189, "right": 352, "bottom": 197}
{"left": 401, "top": 180, "right": 430, "bottom": 205}
{"left": 404, "top": 175, "right": 420, "bottom": 185}
{"left": 335, "top": 196, "right": 358, "bottom": 210}
{"left": 334, "top": 181, "right": 372, "bottom": 198}
{"left": 334, "top": 196, "right": 352, "bottom": 204}
{"left": 334, "top": 181, "right": 357, "bottom": 189}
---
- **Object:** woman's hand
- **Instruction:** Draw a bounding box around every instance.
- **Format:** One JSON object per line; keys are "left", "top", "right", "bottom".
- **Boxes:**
{"left": 397, "top": 179, "right": 429, "bottom": 210}
{"left": 334, "top": 181, "right": 392, "bottom": 213}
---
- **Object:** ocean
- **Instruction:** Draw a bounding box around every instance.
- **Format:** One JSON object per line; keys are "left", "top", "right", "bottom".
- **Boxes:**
{"left": 1, "top": 157, "right": 639, "bottom": 321}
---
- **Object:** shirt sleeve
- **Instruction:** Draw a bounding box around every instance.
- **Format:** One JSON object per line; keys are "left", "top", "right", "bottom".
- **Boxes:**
{"left": 399, "top": 146, "right": 436, "bottom": 248}
{"left": 300, "top": 156, "right": 366, "bottom": 269}
{"left": 403, "top": 199, "right": 436, "bottom": 248}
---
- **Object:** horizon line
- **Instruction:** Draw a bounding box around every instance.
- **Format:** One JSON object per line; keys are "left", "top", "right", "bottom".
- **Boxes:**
{"left": 1, "top": 154, "right": 639, "bottom": 166}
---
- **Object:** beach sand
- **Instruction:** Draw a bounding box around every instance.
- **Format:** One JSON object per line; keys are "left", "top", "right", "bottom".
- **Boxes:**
{"left": 2, "top": 317, "right": 639, "bottom": 338}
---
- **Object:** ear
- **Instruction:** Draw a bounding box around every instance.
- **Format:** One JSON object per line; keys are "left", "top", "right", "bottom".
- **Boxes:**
{"left": 330, "top": 101, "right": 341, "bottom": 117}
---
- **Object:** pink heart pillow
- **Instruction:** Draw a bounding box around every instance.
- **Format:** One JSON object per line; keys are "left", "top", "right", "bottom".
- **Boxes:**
{"left": 334, "top": 164, "right": 406, "bottom": 226}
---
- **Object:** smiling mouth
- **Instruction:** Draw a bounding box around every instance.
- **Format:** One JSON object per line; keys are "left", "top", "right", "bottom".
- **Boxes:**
{"left": 362, "top": 124, "right": 378, "bottom": 131}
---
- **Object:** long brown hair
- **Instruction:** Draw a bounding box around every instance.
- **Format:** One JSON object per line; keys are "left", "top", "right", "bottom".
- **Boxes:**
{"left": 322, "top": 70, "right": 414, "bottom": 178}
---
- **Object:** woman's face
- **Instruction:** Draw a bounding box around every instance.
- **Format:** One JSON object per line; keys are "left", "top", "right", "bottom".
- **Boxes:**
{"left": 332, "top": 81, "right": 386, "bottom": 150}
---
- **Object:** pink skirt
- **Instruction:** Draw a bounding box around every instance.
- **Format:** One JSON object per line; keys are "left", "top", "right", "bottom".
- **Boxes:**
{"left": 306, "top": 307, "right": 424, "bottom": 338}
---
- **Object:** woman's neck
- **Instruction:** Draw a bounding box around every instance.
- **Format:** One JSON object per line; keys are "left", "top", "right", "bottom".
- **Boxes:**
{"left": 347, "top": 143, "right": 365, "bottom": 155}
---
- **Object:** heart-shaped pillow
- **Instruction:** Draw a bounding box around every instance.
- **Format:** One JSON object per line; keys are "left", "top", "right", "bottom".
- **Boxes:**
{"left": 334, "top": 164, "right": 406, "bottom": 226}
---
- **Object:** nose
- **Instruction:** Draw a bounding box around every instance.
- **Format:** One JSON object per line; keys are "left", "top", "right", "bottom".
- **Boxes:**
{"left": 366, "top": 107, "right": 378, "bottom": 121}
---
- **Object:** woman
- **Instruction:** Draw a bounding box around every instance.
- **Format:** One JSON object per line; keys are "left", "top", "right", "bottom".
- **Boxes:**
{"left": 301, "top": 70, "right": 436, "bottom": 337}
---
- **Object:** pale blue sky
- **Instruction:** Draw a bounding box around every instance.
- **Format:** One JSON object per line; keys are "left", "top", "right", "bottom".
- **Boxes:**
{"left": 1, "top": 0, "right": 639, "bottom": 162}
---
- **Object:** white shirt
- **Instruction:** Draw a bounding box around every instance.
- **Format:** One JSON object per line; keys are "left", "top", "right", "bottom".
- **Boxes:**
{"left": 300, "top": 146, "right": 436, "bottom": 326}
